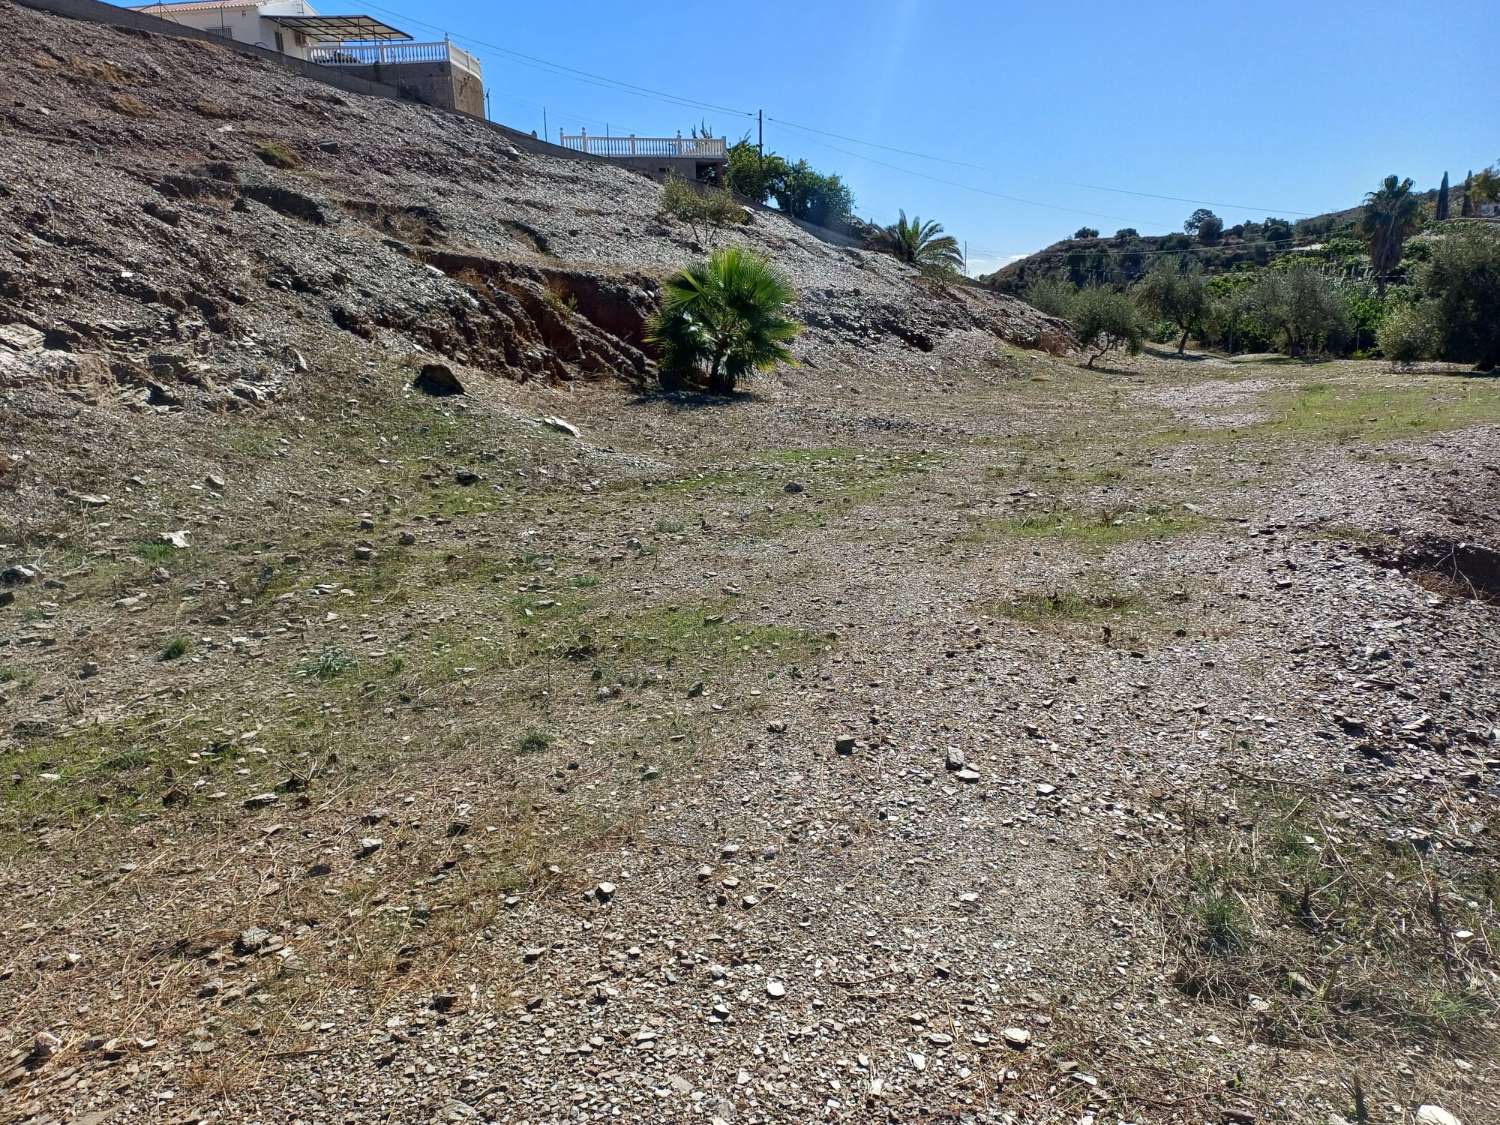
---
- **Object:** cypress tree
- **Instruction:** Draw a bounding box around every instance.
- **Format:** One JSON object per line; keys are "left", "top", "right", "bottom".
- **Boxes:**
{"left": 1436, "top": 171, "right": 1450, "bottom": 220}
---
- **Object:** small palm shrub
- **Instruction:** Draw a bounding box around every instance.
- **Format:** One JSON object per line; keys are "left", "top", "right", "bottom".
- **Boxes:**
{"left": 647, "top": 247, "right": 800, "bottom": 394}
{"left": 884, "top": 211, "right": 963, "bottom": 275}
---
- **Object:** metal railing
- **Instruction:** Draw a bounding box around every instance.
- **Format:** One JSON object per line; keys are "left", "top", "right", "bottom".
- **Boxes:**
{"left": 309, "top": 41, "right": 482, "bottom": 78}
{"left": 558, "top": 132, "right": 727, "bottom": 159}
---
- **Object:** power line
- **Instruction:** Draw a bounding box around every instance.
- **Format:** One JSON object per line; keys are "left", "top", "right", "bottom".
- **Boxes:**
{"left": 354, "top": 0, "right": 1327, "bottom": 224}
{"left": 792, "top": 136, "right": 1130, "bottom": 223}
{"left": 1059, "top": 181, "right": 1316, "bottom": 217}
{"left": 773, "top": 118, "right": 1316, "bottom": 217}
{"left": 766, "top": 117, "right": 988, "bottom": 170}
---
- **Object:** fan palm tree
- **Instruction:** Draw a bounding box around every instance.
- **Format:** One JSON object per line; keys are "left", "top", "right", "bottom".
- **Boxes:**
{"left": 1360, "top": 175, "right": 1421, "bottom": 294}
{"left": 646, "top": 246, "right": 800, "bottom": 394}
{"left": 886, "top": 211, "right": 964, "bottom": 274}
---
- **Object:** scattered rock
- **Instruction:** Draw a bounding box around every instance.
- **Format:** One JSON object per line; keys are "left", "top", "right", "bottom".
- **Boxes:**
{"left": 765, "top": 979, "right": 786, "bottom": 999}
{"left": 237, "top": 927, "right": 271, "bottom": 954}
{"left": 539, "top": 415, "right": 580, "bottom": 438}
{"left": 1416, "top": 1107, "right": 1462, "bottom": 1125}
{"left": 2, "top": 564, "right": 39, "bottom": 586}
{"left": 454, "top": 469, "right": 480, "bottom": 486}
{"left": 30, "top": 1030, "right": 62, "bottom": 1063}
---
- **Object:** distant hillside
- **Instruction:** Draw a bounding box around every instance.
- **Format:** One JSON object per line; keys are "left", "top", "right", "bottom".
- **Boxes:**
{"left": 982, "top": 188, "right": 1441, "bottom": 294}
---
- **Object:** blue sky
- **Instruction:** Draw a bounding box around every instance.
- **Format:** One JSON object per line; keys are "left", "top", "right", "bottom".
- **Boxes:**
{"left": 340, "top": 0, "right": 1493, "bottom": 274}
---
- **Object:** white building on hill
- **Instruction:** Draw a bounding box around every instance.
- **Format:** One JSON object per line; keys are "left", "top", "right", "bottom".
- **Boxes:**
{"left": 127, "top": 0, "right": 485, "bottom": 116}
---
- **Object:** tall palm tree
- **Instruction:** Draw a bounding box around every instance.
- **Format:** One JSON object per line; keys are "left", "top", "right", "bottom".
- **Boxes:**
{"left": 886, "top": 211, "right": 964, "bottom": 274}
{"left": 646, "top": 246, "right": 801, "bottom": 394}
{"left": 1360, "top": 175, "right": 1421, "bottom": 293}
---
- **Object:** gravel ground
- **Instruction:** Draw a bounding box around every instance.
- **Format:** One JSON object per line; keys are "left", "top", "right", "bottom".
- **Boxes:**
{"left": 2, "top": 6, "right": 1500, "bottom": 1125}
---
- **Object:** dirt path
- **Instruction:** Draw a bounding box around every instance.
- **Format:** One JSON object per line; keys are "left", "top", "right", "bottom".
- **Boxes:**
{"left": 4, "top": 350, "right": 1498, "bottom": 1123}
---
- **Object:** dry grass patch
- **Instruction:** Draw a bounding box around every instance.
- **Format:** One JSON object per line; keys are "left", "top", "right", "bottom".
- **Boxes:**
{"left": 1124, "top": 780, "right": 1499, "bottom": 1051}
{"left": 107, "top": 93, "right": 151, "bottom": 118}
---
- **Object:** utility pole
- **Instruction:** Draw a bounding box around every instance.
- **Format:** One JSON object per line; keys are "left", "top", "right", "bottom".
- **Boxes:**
{"left": 963, "top": 240, "right": 968, "bottom": 277}
{"left": 484, "top": 91, "right": 491, "bottom": 121}
{"left": 757, "top": 109, "right": 763, "bottom": 160}
{"left": 542, "top": 107, "right": 548, "bottom": 142}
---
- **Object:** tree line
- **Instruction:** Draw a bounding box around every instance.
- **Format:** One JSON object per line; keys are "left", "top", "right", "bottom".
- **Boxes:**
{"left": 1022, "top": 169, "right": 1500, "bottom": 370}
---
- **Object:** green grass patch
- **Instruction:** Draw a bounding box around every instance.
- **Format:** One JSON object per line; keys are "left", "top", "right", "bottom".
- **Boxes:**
{"left": 0, "top": 664, "right": 35, "bottom": 688}
{"left": 254, "top": 140, "right": 301, "bottom": 169}
{"left": 588, "top": 600, "right": 822, "bottom": 683}
{"left": 158, "top": 635, "right": 191, "bottom": 661}
{"left": 1259, "top": 380, "right": 1500, "bottom": 442}
{"left": 298, "top": 646, "right": 356, "bottom": 681}
{"left": 136, "top": 540, "right": 179, "bottom": 563}
{"left": 991, "top": 588, "right": 1145, "bottom": 625}
{"left": 967, "top": 505, "right": 1207, "bottom": 548}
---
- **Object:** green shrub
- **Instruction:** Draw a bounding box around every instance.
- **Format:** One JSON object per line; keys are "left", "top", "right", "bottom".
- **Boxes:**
{"left": 659, "top": 177, "right": 745, "bottom": 245}
{"left": 1411, "top": 224, "right": 1500, "bottom": 369}
{"left": 725, "top": 141, "right": 787, "bottom": 204}
{"left": 771, "top": 160, "right": 854, "bottom": 229}
{"left": 1376, "top": 302, "right": 1435, "bottom": 365}
{"left": 1023, "top": 275, "right": 1077, "bottom": 318}
{"left": 1249, "top": 265, "right": 1351, "bottom": 355}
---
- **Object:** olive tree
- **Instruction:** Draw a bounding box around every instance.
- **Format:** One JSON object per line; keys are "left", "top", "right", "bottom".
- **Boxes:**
{"left": 1250, "top": 265, "right": 1350, "bottom": 355}
{"left": 1069, "top": 285, "right": 1144, "bottom": 368}
{"left": 1135, "top": 261, "right": 1208, "bottom": 353}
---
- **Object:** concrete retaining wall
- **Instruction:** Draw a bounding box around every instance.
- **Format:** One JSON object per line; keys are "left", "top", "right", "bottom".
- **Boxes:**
{"left": 332, "top": 59, "right": 484, "bottom": 118}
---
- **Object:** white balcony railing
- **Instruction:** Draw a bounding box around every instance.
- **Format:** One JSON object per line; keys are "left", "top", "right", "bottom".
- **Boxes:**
{"left": 559, "top": 133, "right": 727, "bottom": 159}
{"left": 309, "top": 41, "right": 482, "bottom": 78}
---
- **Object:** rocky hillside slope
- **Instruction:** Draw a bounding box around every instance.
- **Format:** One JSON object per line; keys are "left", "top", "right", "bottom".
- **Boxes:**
{"left": 0, "top": 1, "right": 1057, "bottom": 409}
